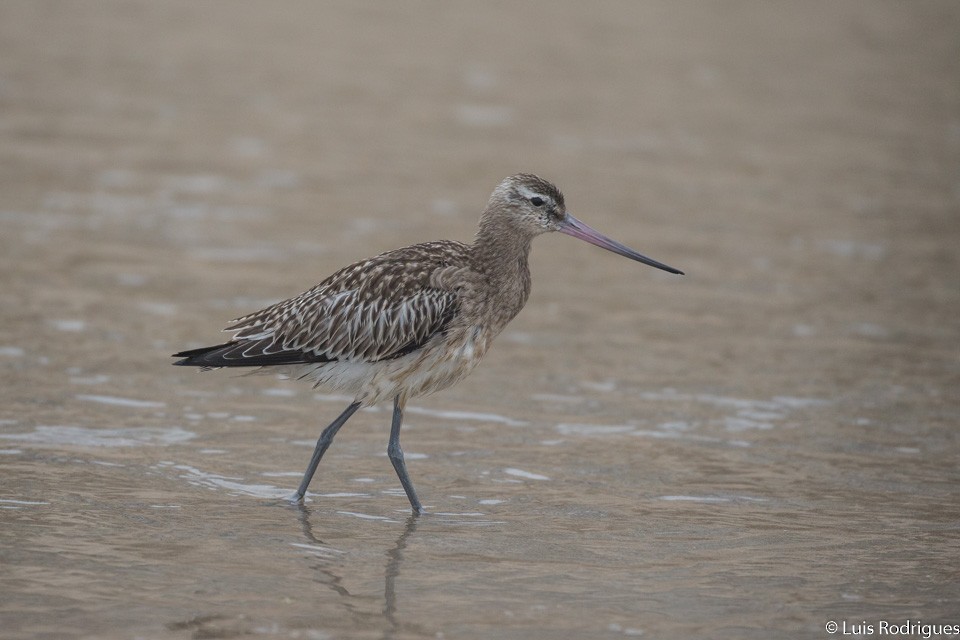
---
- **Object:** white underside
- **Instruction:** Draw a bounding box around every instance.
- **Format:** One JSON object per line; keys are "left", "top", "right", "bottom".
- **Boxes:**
{"left": 269, "top": 326, "right": 487, "bottom": 407}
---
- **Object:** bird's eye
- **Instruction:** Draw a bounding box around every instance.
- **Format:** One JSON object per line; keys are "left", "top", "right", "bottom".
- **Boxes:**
{"left": 529, "top": 196, "right": 545, "bottom": 207}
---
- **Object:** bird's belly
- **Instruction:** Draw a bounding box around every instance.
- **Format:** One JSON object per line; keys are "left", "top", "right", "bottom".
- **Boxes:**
{"left": 293, "top": 326, "right": 489, "bottom": 406}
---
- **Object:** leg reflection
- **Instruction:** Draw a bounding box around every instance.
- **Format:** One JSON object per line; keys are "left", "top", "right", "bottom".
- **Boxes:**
{"left": 383, "top": 515, "right": 419, "bottom": 629}
{"left": 296, "top": 506, "right": 424, "bottom": 638}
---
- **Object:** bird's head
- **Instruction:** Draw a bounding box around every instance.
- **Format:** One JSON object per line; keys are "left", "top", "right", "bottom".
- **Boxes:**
{"left": 488, "top": 173, "right": 568, "bottom": 235}
{"left": 484, "top": 173, "right": 684, "bottom": 275}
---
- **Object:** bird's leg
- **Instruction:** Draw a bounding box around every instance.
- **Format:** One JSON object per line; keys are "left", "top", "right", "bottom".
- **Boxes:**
{"left": 292, "top": 401, "right": 362, "bottom": 502}
{"left": 387, "top": 396, "right": 425, "bottom": 515}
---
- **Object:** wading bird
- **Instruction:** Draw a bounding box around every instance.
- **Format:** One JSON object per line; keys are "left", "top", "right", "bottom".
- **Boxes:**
{"left": 173, "top": 174, "right": 683, "bottom": 514}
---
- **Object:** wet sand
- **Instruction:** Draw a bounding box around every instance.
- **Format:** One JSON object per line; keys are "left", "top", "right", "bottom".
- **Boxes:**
{"left": 1, "top": 2, "right": 958, "bottom": 638}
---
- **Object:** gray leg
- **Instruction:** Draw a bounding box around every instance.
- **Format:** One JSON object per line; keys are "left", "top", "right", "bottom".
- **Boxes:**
{"left": 293, "top": 401, "right": 361, "bottom": 501}
{"left": 387, "top": 397, "right": 425, "bottom": 515}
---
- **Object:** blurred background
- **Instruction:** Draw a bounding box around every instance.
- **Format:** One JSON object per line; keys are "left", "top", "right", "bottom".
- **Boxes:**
{"left": 1, "top": 2, "right": 958, "bottom": 638}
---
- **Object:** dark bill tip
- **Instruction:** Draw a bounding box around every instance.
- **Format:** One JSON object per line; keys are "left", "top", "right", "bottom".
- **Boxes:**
{"left": 558, "top": 214, "right": 684, "bottom": 275}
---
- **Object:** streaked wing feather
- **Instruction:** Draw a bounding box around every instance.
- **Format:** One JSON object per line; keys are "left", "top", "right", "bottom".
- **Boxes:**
{"left": 246, "top": 288, "right": 458, "bottom": 362}
{"left": 220, "top": 242, "right": 467, "bottom": 364}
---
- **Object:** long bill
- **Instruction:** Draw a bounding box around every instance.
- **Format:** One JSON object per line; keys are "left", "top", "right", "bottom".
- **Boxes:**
{"left": 558, "top": 214, "right": 684, "bottom": 275}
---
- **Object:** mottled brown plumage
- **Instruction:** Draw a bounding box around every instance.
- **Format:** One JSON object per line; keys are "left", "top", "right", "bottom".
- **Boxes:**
{"left": 173, "top": 174, "right": 682, "bottom": 514}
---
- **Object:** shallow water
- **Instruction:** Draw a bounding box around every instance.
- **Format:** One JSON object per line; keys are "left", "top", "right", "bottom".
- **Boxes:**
{"left": 2, "top": 2, "right": 959, "bottom": 639}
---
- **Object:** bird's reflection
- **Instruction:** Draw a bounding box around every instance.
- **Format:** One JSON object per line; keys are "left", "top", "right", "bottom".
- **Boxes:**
{"left": 295, "top": 503, "right": 422, "bottom": 639}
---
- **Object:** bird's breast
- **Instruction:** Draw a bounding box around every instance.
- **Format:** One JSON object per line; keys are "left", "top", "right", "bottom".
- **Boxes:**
{"left": 391, "top": 324, "right": 489, "bottom": 400}
{"left": 451, "top": 324, "right": 484, "bottom": 361}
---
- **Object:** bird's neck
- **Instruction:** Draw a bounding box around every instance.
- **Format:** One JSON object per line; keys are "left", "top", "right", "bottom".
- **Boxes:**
{"left": 473, "top": 220, "right": 533, "bottom": 276}
{"left": 471, "top": 220, "right": 533, "bottom": 328}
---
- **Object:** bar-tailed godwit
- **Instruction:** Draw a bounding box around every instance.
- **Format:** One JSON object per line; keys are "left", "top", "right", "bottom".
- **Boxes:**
{"left": 174, "top": 174, "right": 682, "bottom": 514}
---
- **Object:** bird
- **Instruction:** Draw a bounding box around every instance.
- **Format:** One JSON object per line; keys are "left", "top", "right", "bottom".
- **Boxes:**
{"left": 173, "top": 174, "right": 683, "bottom": 514}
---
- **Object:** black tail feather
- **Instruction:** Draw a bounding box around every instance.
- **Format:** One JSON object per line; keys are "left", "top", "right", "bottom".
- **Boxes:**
{"left": 172, "top": 341, "right": 328, "bottom": 368}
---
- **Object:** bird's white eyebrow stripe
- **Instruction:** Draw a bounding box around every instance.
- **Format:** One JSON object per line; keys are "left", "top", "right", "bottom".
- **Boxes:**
{"left": 517, "top": 184, "right": 547, "bottom": 201}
